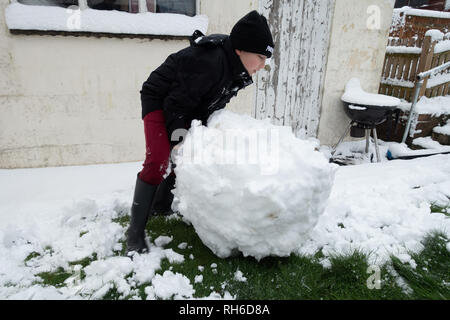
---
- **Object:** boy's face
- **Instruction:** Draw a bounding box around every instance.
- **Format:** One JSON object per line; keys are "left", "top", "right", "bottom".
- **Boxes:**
{"left": 235, "top": 50, "right": 267, "bottom": 76}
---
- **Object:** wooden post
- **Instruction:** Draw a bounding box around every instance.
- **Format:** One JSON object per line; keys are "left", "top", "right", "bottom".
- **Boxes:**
{"left": 255, "top": 0, "right": 334, "bottom": 138}
{"left": 416, "top": 35, "right": 438, "bottom": 98}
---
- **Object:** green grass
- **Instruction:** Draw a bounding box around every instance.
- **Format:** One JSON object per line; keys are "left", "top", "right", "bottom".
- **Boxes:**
{"left": 430, "top": 203, "right": 450, "bottom": 217}
{"left": 36, "top": 267, "right": 73, "bottom": 288}
{"left": 140, "top": 216, "right": 422, "bottom": 300}
{"left": 26, "top": 205, "right": 450, "bottom": 300}
{"left": 390, "top": 231, "right": 450, "bottom": 299}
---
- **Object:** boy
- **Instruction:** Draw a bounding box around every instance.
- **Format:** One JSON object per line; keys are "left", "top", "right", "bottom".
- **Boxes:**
{"left": 127, "top": 10, "right": 274, "bottom": 254}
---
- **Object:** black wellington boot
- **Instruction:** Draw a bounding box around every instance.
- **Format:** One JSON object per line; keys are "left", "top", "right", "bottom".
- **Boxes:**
{"left": 152, "top": 172, "right": 176, "bottom": 216}
{"left": 126, "top": 174, "right": 158, "bottom": 255}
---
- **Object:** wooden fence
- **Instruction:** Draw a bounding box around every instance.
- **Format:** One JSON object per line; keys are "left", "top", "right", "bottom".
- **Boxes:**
{"left": 379, "top": 8, "right": 450, "bottom": 101}
{"left": 375, "top": 9, "right": 450, "bottom": 144}
{"left": 379, "top": 34, "right": 450, "bottom": 101}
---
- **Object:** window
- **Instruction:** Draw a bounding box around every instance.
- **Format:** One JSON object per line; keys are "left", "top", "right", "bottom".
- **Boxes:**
{"left": 155, "top": 0, "right": 196, "bottom": 16}
{"left": 18, "top": 0, "right": 78, "bottom": 8}
{"left": 17, "top": 0, "right": 197, "bottom": 16}
{"left": 7, "top": 0, "right": 207, "bottom": 37}
{"left": 87, "top": 0, "right": 139, "bottom": 13}
{"left": 394, "top": 0, "right": 448, "bottom": 11}
{"left": 395, "top": 0, "right": 410, "bottom": 7}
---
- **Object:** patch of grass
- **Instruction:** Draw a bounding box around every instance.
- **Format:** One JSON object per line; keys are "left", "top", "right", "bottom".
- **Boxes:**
{"left": 25, "top": 214, "right": 449, "bottom": 300}
{"left": 24, "top": 251, "right": 41, "bottom": 263}
{"left": 112, "top": 215, "right": 130, "bottom": 228}
{"left": 315, "top": 251, "right": 407, "bottom": 300}
{"left": 390, "top": 231, "right": 450, "bottom": 299}
{"left": 142, "top": 215, "right": 443, "bottom": 300}
{"left": 430, "top": 204, "right": 450, "bottom": 217}
{"left": 69, "top": 253, "right": 98, "bottom": 268}
{"left": 36, "top": 267, "right": 73, "bottom": 288}
{"left": 79, "top": 231, "right": 89, "bottom": 237}
{"left": 146, "top": 215, "right": 237, "bottom": 298}
{"left": 112, "top": 215, "right": 130, "bottom": 256}
{"left": 101, "top": 272, "right": 136, "bottom": 300}
{"left": 102, "top": 286, "right": 123, "bottom": 300}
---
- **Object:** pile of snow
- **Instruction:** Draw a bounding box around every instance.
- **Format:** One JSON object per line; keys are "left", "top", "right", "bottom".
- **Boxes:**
{"left": 341, "top": 78, "right": 400, "bottom": 107}
{"left": 172, "top": 110, "right": 337, "bottom": 260}
{"left": 5, "top": 3, "right": 208, "bottom": 36}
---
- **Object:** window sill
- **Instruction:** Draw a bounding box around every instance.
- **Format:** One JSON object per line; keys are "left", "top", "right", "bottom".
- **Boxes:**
{"left": 5, "top": 3, "right": 208, "bottom": 39}
{"left": 8, "top": 29, "right": 191, "bottom": 41}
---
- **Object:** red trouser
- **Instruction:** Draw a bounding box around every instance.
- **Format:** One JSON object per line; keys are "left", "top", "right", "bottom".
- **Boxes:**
{"left": 139, "top": 110, "right": 172, "bottom": 185}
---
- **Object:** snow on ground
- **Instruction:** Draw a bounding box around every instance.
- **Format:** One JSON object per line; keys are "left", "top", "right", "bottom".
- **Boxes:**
{"left": 299, "top": 152, "right": 450, "bottom": 267}
{"left": 0, "top": 146, "right": 449, "bottom": 299}
{"left": 0, "top": 162, "right": 230, "bottom": 299}
{"left": 412, "top": 136, "right": 450, "bottom": 151}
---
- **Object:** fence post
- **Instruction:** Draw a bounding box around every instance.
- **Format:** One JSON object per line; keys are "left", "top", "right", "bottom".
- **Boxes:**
{"left": 416, "top": 35, "right": 437, "bottom": 98}
{"left": 401, "top": 35, "right": 437, "bottom": 143}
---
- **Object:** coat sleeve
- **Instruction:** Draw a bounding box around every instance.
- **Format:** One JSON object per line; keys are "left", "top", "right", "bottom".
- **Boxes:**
{"left": 140, "top": 54, "right": 177, "bottom": 119}
{"left": 163, "top": 47, "right": 224, "bottom": 144}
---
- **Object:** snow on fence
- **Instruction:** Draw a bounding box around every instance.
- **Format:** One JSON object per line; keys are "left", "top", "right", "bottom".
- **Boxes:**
{"left": 380, "top": 8, "right": 450, "bottom": 101}
{"left": 380, "top": 32, "right": 450, "bottom": 102}
{"left": 390, "top": 7, "right": 450, "bottom": 41}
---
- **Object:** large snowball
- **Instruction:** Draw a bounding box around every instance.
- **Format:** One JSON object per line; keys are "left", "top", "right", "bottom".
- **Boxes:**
{"left": 172, "top": 110, "right": 336, "bottom": 260}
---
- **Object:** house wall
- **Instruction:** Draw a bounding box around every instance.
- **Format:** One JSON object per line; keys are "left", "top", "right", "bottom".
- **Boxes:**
{"left": 0, "top": 0, "right": 256, "bottom": 168}
{"left": 317, "top": 0, "right": 395, "bottom": 146}
{"left": 1, "top": 0, "right": 395, "bottom": 168}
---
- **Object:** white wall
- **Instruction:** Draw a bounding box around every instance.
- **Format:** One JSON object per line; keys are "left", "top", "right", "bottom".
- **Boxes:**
{"left": 0, "top": 0, "right": 256, "bottom": 168}
{"left": 317, "top": 0, "right": 394, "bottom": 146}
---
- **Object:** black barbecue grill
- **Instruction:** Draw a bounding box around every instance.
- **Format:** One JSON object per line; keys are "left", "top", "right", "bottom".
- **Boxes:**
{"left": 331, "top": 78, "right": 400, "bottom": 163}
{"left": 343, "top": 102, "right": 397, "bottom": 127}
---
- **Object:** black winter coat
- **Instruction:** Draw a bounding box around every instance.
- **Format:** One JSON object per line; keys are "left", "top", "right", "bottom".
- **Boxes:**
{"left": 140, "top": 31, "right": 253, "bottom": 144}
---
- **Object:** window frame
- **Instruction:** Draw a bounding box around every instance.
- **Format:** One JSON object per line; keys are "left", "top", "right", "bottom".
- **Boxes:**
{"left": 15, "top": 0, "right": 199, "bottom": 15}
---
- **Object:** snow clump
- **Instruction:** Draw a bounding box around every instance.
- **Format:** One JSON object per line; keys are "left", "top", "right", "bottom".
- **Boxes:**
{"left": 172, "top": 110, "right": 337, "bottom": 260}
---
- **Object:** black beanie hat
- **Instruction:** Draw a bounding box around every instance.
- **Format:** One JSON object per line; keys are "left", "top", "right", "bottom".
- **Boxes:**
{"left": 230, "top": 10, "right": 275, "bottom": 58}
